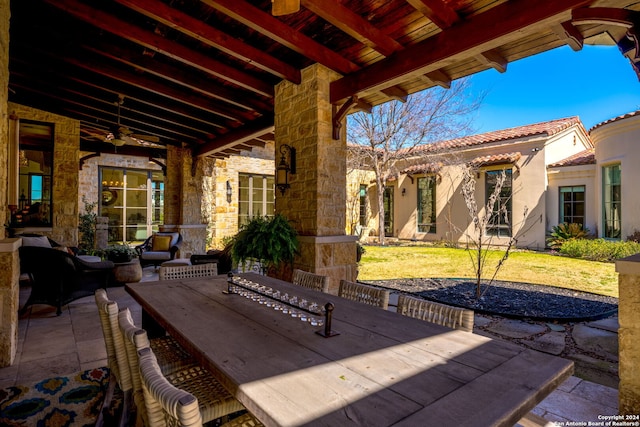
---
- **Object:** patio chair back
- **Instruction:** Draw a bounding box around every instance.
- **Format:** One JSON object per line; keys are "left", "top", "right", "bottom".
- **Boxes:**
{"left": 138, "top": 347, "right": 204, "bottom": 427}
{"left": 291, "top": 269, "right": 329, "bottom": 293}
{"left": 338, "top": 280, "right": 390, "bottom": 310}
{"left": 396, "top": 294, "right": 474, "bottom": 332}
{"left": 159, "top": 263, "right": 218, "bottom": 281}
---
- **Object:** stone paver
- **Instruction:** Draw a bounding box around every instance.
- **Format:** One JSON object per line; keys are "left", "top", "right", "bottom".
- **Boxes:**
{"left": 586, "top": 317, "right": 619, "bottom": 333}
{"left": 572, "top": 324, "right": 619, "bottom": 361}
{"left": 486, "top": 318, "right": 547, "bottom": 339}
{"left": 524, "top": 331, "right": 566, "bottom": 355}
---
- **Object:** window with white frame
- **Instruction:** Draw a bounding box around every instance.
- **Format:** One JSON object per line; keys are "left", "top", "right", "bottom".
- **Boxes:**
{"left": 417, "top": 176, "right": 436, "bottom": 233}
{"left": 238, "top": 174, "right": 275, "bottom": 227}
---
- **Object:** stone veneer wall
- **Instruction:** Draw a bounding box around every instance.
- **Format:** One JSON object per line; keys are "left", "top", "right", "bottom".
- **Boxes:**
{"left": 207, "top": 143, "right": 275, "bottom": 249}
{"left": 617, "top": 254, "right": 640, "bottom": 413}
{"left": 9, "top": 103, "right": 80, "bottom": 246}
{"left": 0, "top": 239, "right": 20, "bottom": 366}
{"left": 0, "top": 0, "right": 8, "bottom": 240}
{"left": 274, "top": 64, "right": 357, "bottom": 292}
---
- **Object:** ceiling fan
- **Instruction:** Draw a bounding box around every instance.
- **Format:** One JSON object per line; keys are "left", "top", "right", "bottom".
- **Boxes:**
{"left": 107, "top": 95, "right": 160, "bottom": 147}
{"left": 272, "top": 0, "right": 299, "bottom": 16}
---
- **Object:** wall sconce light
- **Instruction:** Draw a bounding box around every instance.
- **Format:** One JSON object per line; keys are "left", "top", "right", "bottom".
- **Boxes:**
{"left": 226, "top": 180, "right": 232, "bottom": 202}
{"left": 276, "top": 144, "right": 296, "bottom": 195}
{"left": 401, "top": 188, "right": 406, "bottom": 196}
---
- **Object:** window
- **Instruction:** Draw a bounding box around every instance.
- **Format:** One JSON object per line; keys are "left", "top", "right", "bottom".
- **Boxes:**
{"left": 359, "top": 184, "right": 367, "bottom": 226}
{"left": 417, "top": 176, "right": 436, "bottom": 233}
{"left": 559, "top": 186, "right": 585, "bottom": 226}
{"left": 16, "top": 121, "right": 54, "bottom": 227}
{"left": 238, "top": 174, "right": 275, "bottom": 227}
{"left": 603, "top": 164, "right": 621, "bottom": 239}
{"left": 383, "top": 187, "right": 394, "bottom": 236}
{"left": 100, "top": 167, "right": 164, "bottom": 244}
{"left": 485, "top": 169, "right": 512, "bottom": 237}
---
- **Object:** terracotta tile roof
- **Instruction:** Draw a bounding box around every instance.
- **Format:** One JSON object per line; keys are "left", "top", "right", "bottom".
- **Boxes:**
{"left": 401, "top": 162, "right": 443, "bottom": 175}
{"left": 469, "top": 152, "right": 521, "bottom": 168}
{"left": 548, "top": 148, "right": 596, "bottom": 167}
{"left": 589, "top": 110, "right": 640, "bottom": 132}
{"left": 412, "top": 116, "right": 583, "bottom": 154}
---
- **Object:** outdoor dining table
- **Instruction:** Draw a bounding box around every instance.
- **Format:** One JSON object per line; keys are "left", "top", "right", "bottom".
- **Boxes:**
{"left": 125, "top": 273, "right": 574, "bottom": 427}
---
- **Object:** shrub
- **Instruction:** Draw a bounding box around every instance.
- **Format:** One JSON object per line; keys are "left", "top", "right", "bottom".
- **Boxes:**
{"left": 627, "top": 230, "right": 640, "bottom": 243}
{"left": 559, "top": 238, "right": 640, "bottom": 262}
{"left": 546, "top": 223, "right": 590, "bottom": 249}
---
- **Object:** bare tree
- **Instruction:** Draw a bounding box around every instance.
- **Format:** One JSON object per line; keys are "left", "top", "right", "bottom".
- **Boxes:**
{"left": 347, "top": 79, "right": 482, "bottom": 245}
{"left": 460, "top": 166, "right": 529, "bottom": 298}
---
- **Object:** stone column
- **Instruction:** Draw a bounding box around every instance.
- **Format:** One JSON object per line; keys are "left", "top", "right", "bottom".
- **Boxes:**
{"left": 164, "top": 145, "right": 208, "bottom": 258}
{"left": 0, "top": 239, "right": 20, "bottom": 367}
{"left": 617, "top": 253, "right": 640, "bottom": 413}
{"left": 274, "top": 64, "right": 357, "bottom": 293}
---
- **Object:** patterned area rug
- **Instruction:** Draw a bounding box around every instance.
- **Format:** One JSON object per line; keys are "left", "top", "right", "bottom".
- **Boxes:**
{"left": 0, "top": 367, "right": 111, "bottom": 427}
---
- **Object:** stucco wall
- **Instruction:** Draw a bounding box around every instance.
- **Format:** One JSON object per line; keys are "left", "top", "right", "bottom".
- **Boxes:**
{"left": 591, "top": 114, "right": 640, "bottom": 240}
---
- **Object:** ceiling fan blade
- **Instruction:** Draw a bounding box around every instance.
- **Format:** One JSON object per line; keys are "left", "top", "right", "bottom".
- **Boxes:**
{"left": 272, "top": 0, "right": 299, "bottom": 16}
{"left": 131, "top": 134, "right": 160, "bottom": 143}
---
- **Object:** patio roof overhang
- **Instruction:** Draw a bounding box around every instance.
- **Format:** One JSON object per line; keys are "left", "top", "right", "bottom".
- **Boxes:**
{"left": 8, "top": 0, "right": 640, "bottom": 159}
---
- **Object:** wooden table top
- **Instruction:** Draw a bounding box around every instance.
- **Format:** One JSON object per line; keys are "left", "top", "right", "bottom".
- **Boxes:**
{"left": 126, "top": 273, "right": 573, "bottom": 427}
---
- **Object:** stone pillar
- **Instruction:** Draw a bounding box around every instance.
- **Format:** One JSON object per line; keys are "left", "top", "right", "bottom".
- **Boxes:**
{"left": 96, "top": 216, "right": 108, "bottom": 249}
{"left": 164, "top": 145, "right": 208, "bottom": 258}
{"left": 1, "top": 0, "right": 10, "bottom": 241}
{"left": 616, "top": 253, "right": 640, "bottom": 414}
{"left": 274, "top": 64, "right": 357, "bottom": 293}
{"left": 0, "top": 239, "right": 20, "bottom": 367}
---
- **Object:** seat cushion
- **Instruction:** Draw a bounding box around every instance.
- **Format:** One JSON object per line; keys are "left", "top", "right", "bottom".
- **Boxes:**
{"left": 21, "top": 235, "right": 52, "bottom": 248}
{"left": 152, "top": 235, "right": 173, "bottom": 251}
{"left": 141, "top": 251, "right": 173, "bottom": 261}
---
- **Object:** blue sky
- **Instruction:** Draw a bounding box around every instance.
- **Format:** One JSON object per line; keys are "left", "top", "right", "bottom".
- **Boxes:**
{"left": 467, "top": 44, "right": 640, "bottom": 134}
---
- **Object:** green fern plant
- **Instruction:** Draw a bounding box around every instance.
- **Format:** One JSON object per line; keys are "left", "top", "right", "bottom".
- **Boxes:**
{"left": 547, "top": 222, "right": 590, "bottom": 249}
{"left": 231, "top": 214, "right": 299, "bottom": 271}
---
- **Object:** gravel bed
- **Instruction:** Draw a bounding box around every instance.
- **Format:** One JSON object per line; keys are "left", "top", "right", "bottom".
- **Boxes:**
{"left": 363, "top": 278, "right": 618, "bottom": 322}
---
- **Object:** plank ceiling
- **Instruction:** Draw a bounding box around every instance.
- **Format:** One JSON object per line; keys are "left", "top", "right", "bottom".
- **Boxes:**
{"left": 8, "top": 0, "right": 640, "bottom": 159}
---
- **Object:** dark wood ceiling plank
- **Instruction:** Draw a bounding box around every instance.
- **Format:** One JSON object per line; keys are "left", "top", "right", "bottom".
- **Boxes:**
{"left": 195, "top": 114, "right": 275, "bottom": 157}
{"left": 200, "top": 0, "right": 360, "bottom": 75}
{"left": 84, "top": 42, "right": 273, "bottom": 113}
{"left": 301, "top": 0, "right": 403, "bottom": 57}
{"left": 331, "top": 0, "right": 593, "bottom": 104}
{"left": 405, "top": 0, "right": 460, "bottom": 29}
{"left": 42, "top": 0, "right": 274, "bottom": 98}
{"left": 114, "top": 0, "right": 301, "bottom": 83}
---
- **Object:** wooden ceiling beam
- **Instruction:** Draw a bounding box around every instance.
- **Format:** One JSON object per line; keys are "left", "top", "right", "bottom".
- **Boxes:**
{"left": 114, "top": 0, "right": 301, "bottom": 84}
{"left": 381, "top": 86, "right": 408, "bottom": 102}
{"left": 553, "top": 21, "right": 584, "bottom": 51}
{"left": 83, "top": 42, "right": 273, "bottom": 114}
{"left": 423, "top": 69, "right": 451, "bottom": 89}
{"left": 331, "top": 0, "right": 592, "bottom": 104}
{"left": 194, "top": 115, "right": 275, "bottom": 157}
{"left": 476, "top": 49, "right": 508, "bottom": 73}
{"left": 405, "top": 0, "right": 460, "bottom": 29}
{"left": 43, "top": 0, "right": 274, "bottom": 98}
{"left": 200, "top": 0, "right": 360, "bottom": 75}
{"left": 301, "top": 0, "right": 403, "bottom": 56}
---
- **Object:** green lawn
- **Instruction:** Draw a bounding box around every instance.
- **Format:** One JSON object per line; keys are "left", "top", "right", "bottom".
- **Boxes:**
{"left": 357, "top": 245, "right": 619, "bottom": 298}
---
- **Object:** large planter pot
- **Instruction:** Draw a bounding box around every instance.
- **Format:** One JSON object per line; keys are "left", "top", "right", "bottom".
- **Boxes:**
{"left": 107, "top": 253, "right": 133, "bottom": 263}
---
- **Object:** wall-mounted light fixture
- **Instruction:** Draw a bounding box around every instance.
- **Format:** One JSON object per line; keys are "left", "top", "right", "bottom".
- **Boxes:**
{"left": 276, "top": 144, "right": 296, "bottom": 195}
{"left": 401, "top": 188, "right": 406, "bottom": 197}
{"left": 226, "top": 180, "right": 233, "bottom": 203}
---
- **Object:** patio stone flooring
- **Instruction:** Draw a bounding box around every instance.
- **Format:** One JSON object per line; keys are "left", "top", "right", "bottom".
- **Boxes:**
{"left": 0, "top": 268, "right": 620, "bottom": 426}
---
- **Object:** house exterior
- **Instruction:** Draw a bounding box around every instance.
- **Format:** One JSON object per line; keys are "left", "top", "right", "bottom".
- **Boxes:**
{"left": 347, "top": 114, "right": 640, "bottom": 250}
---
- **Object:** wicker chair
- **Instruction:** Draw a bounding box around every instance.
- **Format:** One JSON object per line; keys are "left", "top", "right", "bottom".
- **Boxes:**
{"left": 291, "top": 269, "right": 329, "bottom": 293}
{"left": 95, "top": 289, "right": 133, "bottom": 427}
{"left": 338, "top": 280, "right": 390, "bottom": 309}
{"left": 396, "top": 294, "right": 475, "bottom": 332}
{"left": 119, "top": 308, "right": 244, "bottom": 425}
{"left": 159, "top": 263, "right": 218, "bottom": 281}
{"left": 135, "top": 232, "right": 183, "bottom": 268}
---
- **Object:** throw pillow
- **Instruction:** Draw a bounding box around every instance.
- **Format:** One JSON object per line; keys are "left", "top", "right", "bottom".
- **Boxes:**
{"left": 152, "top": 235, "right": 173, "bottom": 251}
{"left": 21, "top": 236, "right": 52, "bottom": 248}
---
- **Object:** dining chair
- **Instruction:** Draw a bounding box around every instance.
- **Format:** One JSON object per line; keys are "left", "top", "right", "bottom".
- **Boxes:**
{"left": 94, "top": 288, "right": 133, "bottom": 427}
{"left": 338, "top": 280, "right": 390, "bottom": 309}
{"left": 159, "top": 263, "right": 218, "bottom": 281}
{"left": 291, "top": 268, "right": 329, "bottom": 293}
{"left": 119, "top": 308, "right": 245, "bottom": 425}
{"left": 396, "top": 294, "right": 475, "bottom": 332}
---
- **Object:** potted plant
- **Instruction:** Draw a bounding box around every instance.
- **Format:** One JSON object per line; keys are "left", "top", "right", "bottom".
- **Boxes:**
{"left": 230, "top": 214, "right": 299, "bottom": 276}
{"left": 103, "top": 243, "right": 137, "bottom": 263}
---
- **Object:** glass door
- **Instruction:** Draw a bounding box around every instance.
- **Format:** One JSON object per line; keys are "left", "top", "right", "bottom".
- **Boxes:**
{"left": 100, "top": 167, "right": 164, "bottom": 244}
